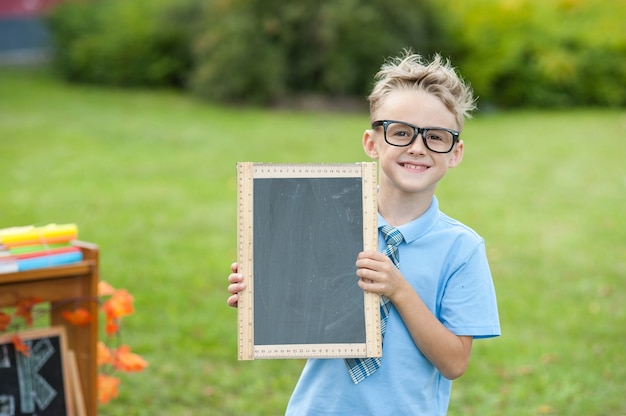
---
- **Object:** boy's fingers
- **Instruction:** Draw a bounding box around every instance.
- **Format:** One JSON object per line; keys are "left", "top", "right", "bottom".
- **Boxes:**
{"left": 228, "top": 273, "right": 243, "bottom": 284}
{"left": 227, "top": 294, "right": 238, "bottom": 307}
{"left": 228, "top": 282, "right": 246, "bottom": 294}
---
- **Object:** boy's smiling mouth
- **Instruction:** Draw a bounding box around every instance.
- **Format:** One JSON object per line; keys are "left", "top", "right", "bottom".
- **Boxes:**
{"left": 400, "top": 162, "right": 430, "bottom": 172}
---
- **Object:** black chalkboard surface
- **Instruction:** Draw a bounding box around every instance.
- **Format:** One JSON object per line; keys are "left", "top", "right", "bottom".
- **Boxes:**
{"left": 0, "top": 327, "right": 73, "bottom": 416}
{"left": 237, "top": 163, "right": 381, "bottom": 360}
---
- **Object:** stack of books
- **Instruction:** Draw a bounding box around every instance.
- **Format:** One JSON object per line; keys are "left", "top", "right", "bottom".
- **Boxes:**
{"left": 0, "top": 224, "right": 83, "bottom": 274}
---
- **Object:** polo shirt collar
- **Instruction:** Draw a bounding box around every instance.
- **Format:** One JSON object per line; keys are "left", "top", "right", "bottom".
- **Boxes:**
{"left": 378, "top": 196, "right": 440, "bottom": 244}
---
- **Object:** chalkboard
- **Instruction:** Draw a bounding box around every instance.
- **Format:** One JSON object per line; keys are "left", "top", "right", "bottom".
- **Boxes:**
{"left": 237, "top": 163, "right": 381, "bottom": 360}
{"left": 0, "top": 327, "right": 74, "bottom": 416}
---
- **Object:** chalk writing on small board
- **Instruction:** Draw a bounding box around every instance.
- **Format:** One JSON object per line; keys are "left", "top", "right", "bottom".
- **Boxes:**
{"left": 0, "top": 327, "right": 74, "bottom": 416}
{"left": 237, "top": 163, "right": 381, "bottom": 360}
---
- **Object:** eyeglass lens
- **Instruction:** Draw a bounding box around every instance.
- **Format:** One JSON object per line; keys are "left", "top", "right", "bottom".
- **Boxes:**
{"left": 385, "top": 122, "right": 455, "bottom": 153}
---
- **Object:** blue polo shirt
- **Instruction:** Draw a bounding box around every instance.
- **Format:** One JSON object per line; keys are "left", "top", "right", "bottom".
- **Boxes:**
{"left": 285, "top": 196, "right": 501, "bottom": 415}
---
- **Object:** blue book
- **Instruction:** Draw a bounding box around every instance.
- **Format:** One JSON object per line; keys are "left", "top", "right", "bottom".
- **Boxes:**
{"left": 17, "top": 251, "right": 83, "bottom": 271}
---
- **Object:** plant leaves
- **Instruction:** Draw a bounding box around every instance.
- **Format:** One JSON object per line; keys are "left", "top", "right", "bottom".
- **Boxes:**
{"left": 0, "top": 312, "right": 11, "bottom": 331}
{"left": 11, "top": 334, "right": 30, "bottom": 357}
{"left": 14, "top": 296, "right": 43, "bottom": 327}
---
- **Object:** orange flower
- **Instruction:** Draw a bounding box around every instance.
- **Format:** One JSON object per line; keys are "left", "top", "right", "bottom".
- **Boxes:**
{"left": 97, "top": 374, "right": 120, "bottom": 405}
{"left": 12, "top": 334, "right": 30, "bottom": 357}
{"left": 102, "top": 289, "right": 134, "bottom": 320}
{"left": 113, "top": 345, "right": 149, "bottom": 372}
{"left": 0, "top": 312, "right": 11, "bottom": 331}
{"left": 98, "top": 280, "right": 116, "bottom": 297}
{"left": 61, "top": 308, "right": 93, "bottom": 326}
{"left": 104, "top": 317, "right": 119, "bottom": 337}
{"left": 97, "top": 341, "right": 113, "bottom": 367}
{"left": 14, "top": 296, "right": 43, "bottom": 327}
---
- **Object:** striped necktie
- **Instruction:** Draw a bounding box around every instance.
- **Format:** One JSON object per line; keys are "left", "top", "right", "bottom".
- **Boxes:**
{"left": 345, "top": 225, "right": 404, "bottom": 383}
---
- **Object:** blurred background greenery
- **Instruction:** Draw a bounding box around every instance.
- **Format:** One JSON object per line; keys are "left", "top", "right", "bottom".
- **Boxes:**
{"left": 2, "top": 0, "right": 625, "bottom": 414}
{"left": 43, "top": 0, "right": 626, "bottom": 108}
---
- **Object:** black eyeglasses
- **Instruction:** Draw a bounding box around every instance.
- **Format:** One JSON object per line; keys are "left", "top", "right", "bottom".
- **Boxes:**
{"left": 371, "top": 120, "right": 460, "bottom": 153}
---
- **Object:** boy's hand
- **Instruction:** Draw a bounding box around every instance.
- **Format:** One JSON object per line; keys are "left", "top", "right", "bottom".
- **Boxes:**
{"left": 355, "top": 250, "right": 408, "bottom": 301}
{"left": 227, "top": 262, "right": 246, "bottom": 307}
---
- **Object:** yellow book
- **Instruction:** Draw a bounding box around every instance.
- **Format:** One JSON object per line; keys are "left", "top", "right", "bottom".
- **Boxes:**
{"left": 0, "top": 224, "right": 78, "bottom": 247}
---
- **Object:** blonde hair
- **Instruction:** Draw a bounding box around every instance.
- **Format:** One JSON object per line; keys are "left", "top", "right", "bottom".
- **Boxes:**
{"left": 368, "top": 50, "right": 476, "bottom": 130}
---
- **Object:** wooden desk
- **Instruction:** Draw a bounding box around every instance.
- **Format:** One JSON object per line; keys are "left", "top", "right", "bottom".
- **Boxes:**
{"left": 0, "top": 241, "right": 99, "bottom": 415}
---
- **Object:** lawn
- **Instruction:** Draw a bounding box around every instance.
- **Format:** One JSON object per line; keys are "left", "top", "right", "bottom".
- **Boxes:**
{"left": 1, "top": 68, "right": 624, "bottom": 415}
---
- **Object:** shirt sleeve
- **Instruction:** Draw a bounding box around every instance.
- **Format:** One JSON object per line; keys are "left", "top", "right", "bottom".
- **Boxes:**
{"left": 439, "top": 240, "right": 501, "bottom": 339}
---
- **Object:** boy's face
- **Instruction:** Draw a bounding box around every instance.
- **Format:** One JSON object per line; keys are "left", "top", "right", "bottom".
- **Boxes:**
{"left": 363, "top": 89, "right": 464, "bottom": 199}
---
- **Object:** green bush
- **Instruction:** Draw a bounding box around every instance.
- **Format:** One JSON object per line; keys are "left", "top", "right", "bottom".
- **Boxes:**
{"left": 188, "top": 0, "right": 289, "bottom": 104}
{"left": 45, "top": 0, "right": 624, "bottom": 107}
{"left": 47, "top": 0, "right": 197, "bottom": 87}
{"left": 189, "top": 0, "right": 450, "bottom": 104}
{"left": 437, "top": 0, "right": 626, "bottom": 108}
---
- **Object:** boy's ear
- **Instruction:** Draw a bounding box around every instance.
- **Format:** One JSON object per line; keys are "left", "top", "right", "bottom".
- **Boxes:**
{"left": 448, "top": 140, "right": 464, "bottom": 168}
{"left": 363, "top": 129, "right": 379, "bottom": 159}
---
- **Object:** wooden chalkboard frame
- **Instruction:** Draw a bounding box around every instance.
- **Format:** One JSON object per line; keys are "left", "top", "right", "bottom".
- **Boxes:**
{"left": 237, "top": 162, "right": 380, "bottom": 360}
{"left": 0, "top": 326, "right": 74, "bottom": 416}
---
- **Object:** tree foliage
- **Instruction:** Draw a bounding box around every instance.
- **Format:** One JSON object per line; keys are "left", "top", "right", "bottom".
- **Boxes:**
{"left": 47, "top": 0, "right": 196, "bottom": 87}
{"left": 188, "top": 0, "right": 447, "bottom": 104}
{"left": 437, "top": 0, "right": 626, "bottom": 107}
{"left": 46, "top": 0, "right": 625, "bottom": 107}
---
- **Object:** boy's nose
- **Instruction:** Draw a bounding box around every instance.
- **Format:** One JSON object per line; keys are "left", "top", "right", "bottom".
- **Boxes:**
{"left": 407, "top": 133, "right": 427, "bottom": 154}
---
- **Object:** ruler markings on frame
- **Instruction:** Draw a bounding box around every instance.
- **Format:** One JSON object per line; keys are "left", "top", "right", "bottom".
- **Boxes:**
{"left": 361, "top": 161, "right": 382, "bottom": 358}
{"left": 254, "top": 343, "right": 368, "bottom": 359}
{"left": 237, "top": 162, "right": 255, "bottom": 360}
{"left": 252, "top": 163, "right": 364, "bottom": 178}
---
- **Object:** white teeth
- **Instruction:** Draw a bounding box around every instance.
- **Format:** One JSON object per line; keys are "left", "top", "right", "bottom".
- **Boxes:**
{"left": 404, "top": 164, "right": 424, "bottom": 170}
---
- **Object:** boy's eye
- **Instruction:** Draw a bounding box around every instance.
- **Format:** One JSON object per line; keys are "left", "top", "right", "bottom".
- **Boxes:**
{"left": 388, "top": 126, "right": 413, "bottom": 138}
{"left": 426, "top": 131, "right": 444, "bottom": 141}
{"left": 425, "top": 130, "right": 452, "bottom": 143}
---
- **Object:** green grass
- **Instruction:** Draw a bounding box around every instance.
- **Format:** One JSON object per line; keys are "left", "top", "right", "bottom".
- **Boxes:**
{"left": 1, "top": 68, "right": 625, "bottom": 415}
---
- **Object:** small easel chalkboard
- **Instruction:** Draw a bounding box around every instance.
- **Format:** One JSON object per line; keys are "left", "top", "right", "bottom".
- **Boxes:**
{"left": 237, "top": 162, "right": 381, "bottom": 360}
{"left": 0, "top": 327, "right": 74, "bottom": 416}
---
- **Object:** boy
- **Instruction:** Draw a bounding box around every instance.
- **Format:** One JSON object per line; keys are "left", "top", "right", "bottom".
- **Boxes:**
{"left": 227, "top": 51, "right": 500, "bottom": 415}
